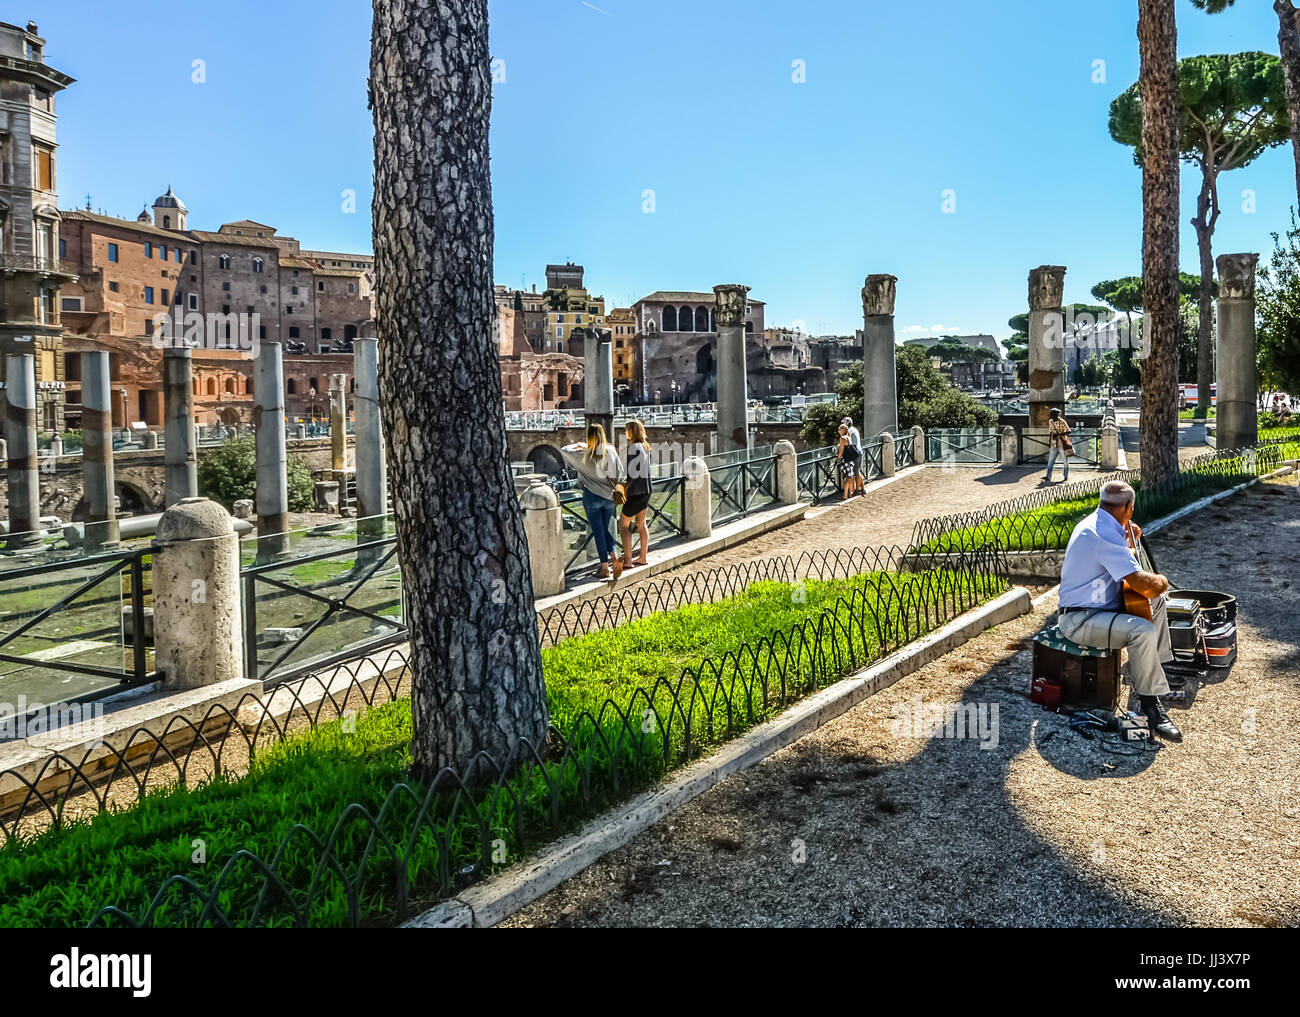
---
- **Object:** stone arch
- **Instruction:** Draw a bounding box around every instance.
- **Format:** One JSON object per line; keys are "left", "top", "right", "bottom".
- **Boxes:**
{"left": 678, "top": 305, "right": 693, "bottom": 332}
{"left": 695, "top": 343, "right": 715, "bottom": 377}
{"left": 205, "top": 377, "right": 217, "bottom": 396}
{"left": 116, "top": 482, "right": 153, "bottom": 516}
{"left": 662, "top": 306, "right": 677, "bottom": 332}
{"left": 525, "top": 443, "right": 565, "bottom": 477}
{"left": 694, "top": 306, "right": 709, "bottom": 332}
{"left": 219, "top": 407, "right": 241, "bottom": 426}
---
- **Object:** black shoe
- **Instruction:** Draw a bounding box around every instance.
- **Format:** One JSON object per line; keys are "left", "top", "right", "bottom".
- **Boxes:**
{"left": 1140, "top": 695, "right": 1183, "bottom": 742}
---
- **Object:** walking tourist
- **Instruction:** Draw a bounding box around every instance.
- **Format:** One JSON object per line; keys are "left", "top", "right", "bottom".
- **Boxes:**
{"left": 842, "top": 416, "right": 866, "bottom": 494}
{"left": 619, "top": 419, "right": 653, "bottom": 570}
{"left": 561, "top": 424, "right": 626, "bottom": 581}
{"left": 837, "top": 423, "right": 861, "bottom": 501}
{"left": 1045, "top": 407, "right": 1072, "bottom": 483}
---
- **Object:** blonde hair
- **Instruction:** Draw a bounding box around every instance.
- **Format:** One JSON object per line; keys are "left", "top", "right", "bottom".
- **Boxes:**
{"left": 625, "top": 418, "right": 651, "bottom": 449}
{"left": 584, "top": 423, "right": 608, "bottom": 463}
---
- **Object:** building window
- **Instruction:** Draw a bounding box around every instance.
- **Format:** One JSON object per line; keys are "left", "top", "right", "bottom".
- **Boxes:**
{"left": 188, "top": 251, "right": 197, "bottom": 264}
{"left": 160, "top": 246, "right": 168, "bottom": 262}
{"left": 144, "top": 286, "right": 154, "bottom": 304}
{"left": 287, "top": 378, "right": 297, "bottom": 394}
{"left": 678, "top": 306, "right": 694, "bottom": 332}
{"left": 188, "top": 293, "right": 198, "bottom": 310}
{"left": 38, "top": 288, "right": 55, "bottom": 324}
{"left": 61, "top": 296, "right": 83, "bottom": 312}
{"left": 317, "top": 281, "right": 324, "bottom": 291}
{"left": 291, "top": 286, "right": 299, "bottom": 295}
{"left": 162, "top": 216, "right": 171, "bottom": 229}
{"left": 107, "top": 243, "right": 119, "bottom": 262}
{"left": 694, "top": 306, "right": 710, "bottom": 332}
{"left": 175, "top": 247, "right": 182, "bottom": 261}
{"left": 206, "top": 378, "right": 217, "bottom": 396}
{"left": 310, "top": 377, "right": 319, "bottom": 391}
{"left": 33, "top": 142, "right": 54, "bottom": 190}
{"left": 109, "top": 281, "right": 120, "bottom": 292}
{"left": 59, "top": 237, "right": 67, "bottom": 259}
{"left": 144, "top": 242, "right": 153, "bottom": 258}
{"left": 347, "top": 282, "right": 355, "bottom": 293}
{"left": 259, "top": 285, "right": 268, "bottom": 294}
{"left": 287, "top": 306, "right": 293, "bottom": 314}
{"left": 218, "top": 254, "right": 231, "bottom": 270}
{"left": 556, "top": 326, "right": 563, "bottom": 338}
{"left": 224, "top": 378, "right": 235, "bottom": 394}
{"left": 663, "top": 306, "right": 678, "bottom": 331}
{"left": 321, "top": 328, "right": 331, "bottom": 341}
{"left": 252, "top": 257, "right": 264, "bottom": 273}
{"left": 259, "top": 325, "right": 267, "bottom": 339}
{"left": 289, "top": 326, "right": 300, "bottom": 338}
{"left": 161, "top": 289, "right": 169, "bottom": 305}
{"left": 222, "top": 282, "right": 230, "bottom": 291}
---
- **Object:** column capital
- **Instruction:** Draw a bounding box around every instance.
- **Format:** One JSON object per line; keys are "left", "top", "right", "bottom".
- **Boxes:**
{"left": 1216, "top": 253, "right": 1258, "bottom": 300}
{"left": 712, "top": 284, "right": 751, "bottom": 328}
{"left": 1028, "top": 265, "right": 1066, "bottom": 310}
{"left": 861, "top": 274, "right": 897, "bottom": 317}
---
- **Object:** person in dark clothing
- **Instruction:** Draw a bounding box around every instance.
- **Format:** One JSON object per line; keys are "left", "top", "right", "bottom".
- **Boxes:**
{"left": 619, "top": 418, "right": 654, "bottom": 569}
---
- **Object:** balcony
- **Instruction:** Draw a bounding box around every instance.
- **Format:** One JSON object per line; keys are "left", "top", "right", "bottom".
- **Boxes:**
{"left": 0, "top": 254, "right": 79, "bottom": 280}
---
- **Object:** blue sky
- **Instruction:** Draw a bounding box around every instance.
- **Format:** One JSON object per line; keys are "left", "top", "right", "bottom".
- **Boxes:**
{"left": 35, "top": 0, "right": 1290, "bottom": 340}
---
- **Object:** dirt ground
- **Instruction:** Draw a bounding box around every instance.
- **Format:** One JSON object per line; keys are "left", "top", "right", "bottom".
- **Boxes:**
{"left": 502, "top": 474, "right": 1300, "bottom": 928}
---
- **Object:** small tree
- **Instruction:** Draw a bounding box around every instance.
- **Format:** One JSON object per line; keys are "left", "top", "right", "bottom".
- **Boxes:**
{"left": 1258, "top": 208, "right": 1300, "bottom": 395}
{"left": 197, "top": 435, "right": 314, "bottom": 512}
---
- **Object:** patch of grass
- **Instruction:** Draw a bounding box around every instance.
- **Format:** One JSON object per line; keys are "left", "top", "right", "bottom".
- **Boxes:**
{"left": 0, "top": 566, "right": 1000, "bottom": 927}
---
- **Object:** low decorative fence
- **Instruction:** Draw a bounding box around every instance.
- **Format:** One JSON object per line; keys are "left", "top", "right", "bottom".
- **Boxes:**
{"left": 926, "top": 428, "right": 1001, "bottom": 466}
{"left": 0, "top": 542, "right": 1008, "bottom": 927}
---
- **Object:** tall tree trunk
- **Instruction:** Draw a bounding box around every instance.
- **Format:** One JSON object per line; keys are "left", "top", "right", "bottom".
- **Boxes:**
{"left": 1276, "top": 1, "right": 1300, "bottom": 203}
{"left": 1190, "top": 173, "right": 1218, "bottom": 420}
{"left": 1137, "top": 0, "right": 1181, "bottom": 492}
{"left": 370, "top": 0, "right": 549, "bottom": 782}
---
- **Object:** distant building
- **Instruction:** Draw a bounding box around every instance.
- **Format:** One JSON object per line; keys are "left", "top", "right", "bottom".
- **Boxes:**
{"left": 606, "top": 307, "right": 637, "bottom": 395}
{"left": 0, "top": 20, "right": 76, "bottom": 432}
{"left": 632, "top": 290, "right": 765, "bottom": 403}
{"left": 494, "top": 284, "right": 546, "bottom": 350}
{"left": 902, "top": 334, "right": 1015, "bottom": 390}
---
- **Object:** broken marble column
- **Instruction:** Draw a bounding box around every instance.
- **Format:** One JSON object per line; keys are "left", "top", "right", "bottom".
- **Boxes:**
{"left": 714, "top": 283, "right": 751, "bottom": 452}
{"left": 81, "top": 351, "right": 120, "bottom": 550}
{"left": 254, "top": 341, "right": 289, "bottom": 560}
{"left": 329, "top": 373, "right": 347, "bottom": 473}
{"left": 584, "top": 328, "right": 615, "bottom": 443}
{"left": 1215, "top": 253, "right": 1259, "bottom": 451}
{"left": 353, "top": 338, "right": 388, "bottom": 555}
{"left": 862, "top": 274, "right": 899, "bottom": 438}
{"left": 163, "top": 346, "right": 198, "bottom": 506}
{"left": 4, "top": 353, "right": 41, "bottom": 548}
{"left": 1028, "top": 266, "right": 1066, "bottom": 429}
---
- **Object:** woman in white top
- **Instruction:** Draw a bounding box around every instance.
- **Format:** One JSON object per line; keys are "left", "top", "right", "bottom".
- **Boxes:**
{"left": 561, "top": 423, "right": 627, "bottom": 580}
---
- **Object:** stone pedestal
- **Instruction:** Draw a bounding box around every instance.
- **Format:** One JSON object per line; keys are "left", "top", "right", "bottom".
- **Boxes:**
{"left": 1028, "top": 266, "right": 1066, "bottom": 428}
{"left": 1215, "top": 253, "right": 1259, "bottom": 451}
{"left": 862, "top": 274, "right": 899, "bottom": 439}
{"left": 521, "top": 482, "right": 565, "bottom": 597}
{"left": 877, "top": 431, "right": 896, "bottom": 478}
{"left": 910, "top": 425, "right": 926, "bottom": 465}
{"left": 154, "top": 497, "right": 242, "bottom": 690}
{"left": 714, "top": 284, "right": 751, "bottom": 452}
{"left": 774, "top": 440, "right": 798, "bottom": 503}
{"left": 1001, "top": 425, "right": 1019, "bottom": 467}
{"left": 1100, "top": 422, "right": 1120, "bottom": 470}
{"left": 315, "top": 480, "right": 340, "bottom": 513}
{"left": 683, "top": 456, "right": 712, "bottom": 538}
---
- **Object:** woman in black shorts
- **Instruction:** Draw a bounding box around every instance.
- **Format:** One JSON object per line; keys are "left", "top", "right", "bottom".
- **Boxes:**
{"left": 619, "top": 418, "right": 654, "bottom": 569}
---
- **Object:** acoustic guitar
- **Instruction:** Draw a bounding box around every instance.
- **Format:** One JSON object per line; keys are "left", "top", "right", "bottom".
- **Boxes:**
{"left": 1122, "top": 522, "right": 1155, "bottom": 621}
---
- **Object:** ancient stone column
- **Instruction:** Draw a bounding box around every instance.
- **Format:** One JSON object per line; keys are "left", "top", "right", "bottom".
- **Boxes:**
{"left": 713, "top": 283, "right": 751, "bottom": 452}
{"left": 862, "top": 274, "right": 899, "bottom": 438}
{"left": 353, "top": 338, "right": 388, "bottom": 553}
{"left": 1215, "top": 253, "right": 1259, "bottom": 451}
{"left": 4, "top": 354, "right": 42, "bottom": 548}
{"left": 1028, "top": 265, "right": 1067, "bottom": 428}
{"left": 584, "top": 327, "right": 615, "bottom": 443}
{"left": 163, "top": 346, "right": 198, "bottom": 506}
{"left": 81, "top": 351, "right": 120, "bottom": 550}
{"left": 254, "top": 341, "right": 289, "bottom": 560}
{"left": 329, "top": 373, "right": 347, "bottom": 473}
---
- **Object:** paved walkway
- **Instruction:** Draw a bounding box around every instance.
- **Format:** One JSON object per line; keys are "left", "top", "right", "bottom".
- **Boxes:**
{"left": 504, "top": 475, "right": 1300, "bottom": 928}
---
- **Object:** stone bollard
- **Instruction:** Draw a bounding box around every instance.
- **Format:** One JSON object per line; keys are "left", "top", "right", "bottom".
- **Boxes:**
{"left": 296, "top": 424, "right": 307, "bottom": 440}
{"left": 683, "top": 456, "right": 712, "bottom": 538}
{"left": 911, "top": 425, "right": 926, "bottom": 465}
{"left": 1100, "top": 422, "right": 1120, "bottom": 470}
{"left": 520, "top": 482, "right": 565, "bottom": 598}
{"left": 144, "top": 431, "right": 160, "bottom": 450}
{"left": 50, "top": 433, "right": 63, "bottom": 458}
{"left": 877, "top": 431, "right": 896, "bottom": 478}
{"left": 513, "top": 471, "right": 548, "bottom": 495}
{"left": 153, "top": 497, "right": 242, "bottom": 690}
{"left": 314, "top": 480, "right": 340, "bottom": 513}
{"left": 1001, "top": 425, "right": 1019, "bottom": 467}
{"left": 774, "top": 440, "right": 798, "bottom": 504}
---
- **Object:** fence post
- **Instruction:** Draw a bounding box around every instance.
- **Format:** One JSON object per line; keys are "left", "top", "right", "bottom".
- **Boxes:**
{"left": 774, "top": 440, "right": 797, "bottom": 504}
{"left": 878, "top": 431, "right": 896, "bottom": 478}
{"left": 1100, "top": 421, "right": 1120, "bottom": 470}
{"left": 683, "top": 456, "right": 712, "bottom": 538}
{"left": 520, "top": 482, "right": 565, "bottom": 598}
{"left": 910, "top": 425, "right": 926, "bottom": 465}
{"left": 154, "top": 496, "right": 243, "bottom": 690}
{"left": 1001, "top": 425, "right": 1018, "bottom": 467}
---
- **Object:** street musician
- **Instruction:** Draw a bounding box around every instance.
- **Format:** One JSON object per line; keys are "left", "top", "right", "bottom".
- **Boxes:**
{"left": 1056, "top": 481, "right": 1181, "bottom": 741}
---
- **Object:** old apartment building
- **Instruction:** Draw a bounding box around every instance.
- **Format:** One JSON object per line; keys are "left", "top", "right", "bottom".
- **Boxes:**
{"left": 59, "top": 190, "right": 375, "bottom": 427}
{"left": 0, "top": 20, "right": 74, "bottom": 431}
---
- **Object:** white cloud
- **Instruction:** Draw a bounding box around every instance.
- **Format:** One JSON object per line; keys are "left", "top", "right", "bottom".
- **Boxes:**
{"left": 902, "top": 324, "right": 962, "bottom": 334}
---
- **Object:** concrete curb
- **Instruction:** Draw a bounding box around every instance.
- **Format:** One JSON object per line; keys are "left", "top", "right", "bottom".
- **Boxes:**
{"left": 403, "top": 585, "right": 1032, "bottom": 929}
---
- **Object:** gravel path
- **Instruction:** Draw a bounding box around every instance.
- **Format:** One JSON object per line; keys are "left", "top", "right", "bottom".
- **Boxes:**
{"left": 502, "top": 474, "right": 1300, "bottom": 928}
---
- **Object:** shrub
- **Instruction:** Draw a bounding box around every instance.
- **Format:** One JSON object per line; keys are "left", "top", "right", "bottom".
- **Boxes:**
{"left": 198, "top": 435, "right": 314, "bottom": 513}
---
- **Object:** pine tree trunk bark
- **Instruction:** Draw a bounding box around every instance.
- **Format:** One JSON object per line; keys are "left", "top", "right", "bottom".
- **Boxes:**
{"left": 1137, "top": 0, "right": 1181, "bottom": 492}
{"left": 1276, "top": 1, "right": 1300, "bottom": 204}
{"left": 370, "top": 0, "right": 549, "bottom": 782}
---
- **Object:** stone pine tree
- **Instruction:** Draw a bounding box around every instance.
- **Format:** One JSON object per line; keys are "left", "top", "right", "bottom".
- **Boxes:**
{"left": 1110, "top": 52, "right": 1287, "bottom": 419}
{"left": 1136, "top": 0, "right": 1182, "bottom": 491}
{"left": 1194, "top": 1, "right": 1300, "bottom": 204}
{"left": 369, "top": 0, "right": 549, "bottom": 781}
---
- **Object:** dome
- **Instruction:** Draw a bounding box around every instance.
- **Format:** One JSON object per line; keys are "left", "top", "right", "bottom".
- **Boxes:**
{"left": 153, "top": 185, "right": 187, "bottom": 211}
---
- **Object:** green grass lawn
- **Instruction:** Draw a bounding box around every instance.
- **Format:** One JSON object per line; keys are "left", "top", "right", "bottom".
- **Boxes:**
{"left": 0, "top": 565, "right": 1000, "bottom": 928}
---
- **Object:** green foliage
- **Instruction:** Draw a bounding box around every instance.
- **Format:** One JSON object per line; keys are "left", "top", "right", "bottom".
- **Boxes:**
{"left": 1257, "top": 209, "right": 1300, "bottom": 395}
{"left": 0, "top": 567, "right": 1000, "bottom": 928}
{"left": 800, "top": 402, "right": 847, "bottom": 446}
{"left": 198, "top": 435, "right": 315, "bottom": 513}
{"left": 1077, "top": 353, "right": 1108, "bottom": 387}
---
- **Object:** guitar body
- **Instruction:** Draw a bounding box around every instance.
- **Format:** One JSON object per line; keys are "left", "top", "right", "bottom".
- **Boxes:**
{"left": 1123, "top": 522, "right": 1156, "bottom": 621}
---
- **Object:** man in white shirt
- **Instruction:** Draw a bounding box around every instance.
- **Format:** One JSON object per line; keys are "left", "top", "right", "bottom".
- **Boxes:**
{"left": 842, "top": 416, "right": 866, "bottom": 494}
{"left": 1056, "top": 480, "right": 1181, "bottom": 741}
